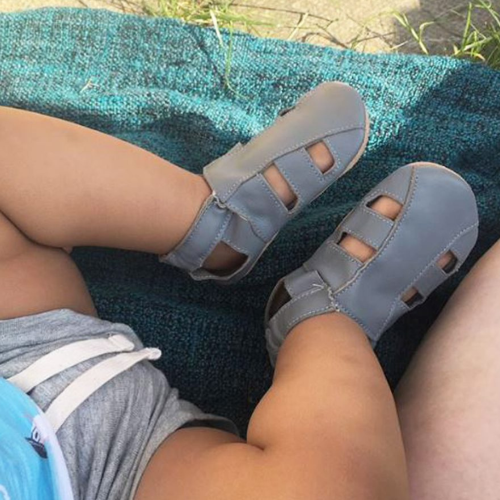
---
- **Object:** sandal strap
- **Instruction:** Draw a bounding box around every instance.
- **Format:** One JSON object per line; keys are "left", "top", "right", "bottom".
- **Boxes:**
{"left": 273, "top": 149, "right": 330, "bottom": 209}
{"left": 304, "top": 240, "right": 362, "bottom": 290}
{"left": 365, "top": 166, "right": 413, "bottom": 205}
{"left": 266, "top": 269, "right": 338, "bottom": 363}
{"left": 411, "top": 263, "right": 448, "bottom": 298}
{"left": 160, "top": 196, "right": 231, "bottom": 272}
{"left": 225, "top": 173, "right": 290, "bottom": 242}
{"left": 322, "top": 128, "right": 367, "bottom": 173}
{"left": 339, "top": 204, "right": 394, "bottom": 250}
{"left": 403, "top": 224, "right": 477, "bottom": 301}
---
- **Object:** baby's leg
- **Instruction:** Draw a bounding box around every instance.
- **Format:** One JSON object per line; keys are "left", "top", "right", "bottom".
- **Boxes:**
{"left": 396, "top": 240, "right": 500, "bottom": 499}
{"left": 0, "top": 105, "right": 210, "bottom": 319}
{"left": 135, "top": 200, "right": 410, "bottom": 500}
{"left": 136, "top": 313, "right": 409, "bottom": 500}
{"left": 0, "top": 106, "right": 210, "bottom": 255}
{"left": 0, "top": 106, "right": 332, "bottom": 318}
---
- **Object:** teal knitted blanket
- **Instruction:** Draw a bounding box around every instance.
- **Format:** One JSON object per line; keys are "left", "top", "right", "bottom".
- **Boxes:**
{"left": 1, "top": 8, "right": 499, "bottom": 432}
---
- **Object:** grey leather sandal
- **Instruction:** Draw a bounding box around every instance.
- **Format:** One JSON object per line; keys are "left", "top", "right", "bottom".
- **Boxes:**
{"left": 160, "top": 82, "right": 369, "bottom": 284}
{"left": 265, "top": 162, "right": 479, "bottom": 365}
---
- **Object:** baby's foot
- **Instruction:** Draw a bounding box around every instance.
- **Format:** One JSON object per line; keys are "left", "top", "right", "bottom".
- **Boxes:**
{"left": 265, "top": 163, "right": 479, "bottom": 365}
{"left": 160, "top": 82, "right": 369, "bottom": 284}
{"left": 204, "top": 142, "right": 336, "bottom": 272}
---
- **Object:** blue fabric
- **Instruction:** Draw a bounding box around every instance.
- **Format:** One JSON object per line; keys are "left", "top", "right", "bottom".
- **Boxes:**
{"left": 0, "top": 8, "right": 499, "bottom": 432}
{"left": 0, "top": 379, "right": 73, "bottom": 500}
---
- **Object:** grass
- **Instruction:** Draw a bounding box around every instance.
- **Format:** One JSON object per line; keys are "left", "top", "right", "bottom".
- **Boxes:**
{"left": 140, "top": 1, "right": 348, "bottom": 42}
{"left": 392, "top": 11, "right": 434, "bottom": 55}
{"left": 140, "top": 1, "right": 270, "bottom": 92}
{"left": 142, "top": 0, "right": 268, "bottom": 34}
{"left": 128, "top": 0, "right": 500, "bottom": 70}
{"left": 137, "top": 0, "right": 345, "bottom": 90}
{"left": 393, "top": 1, "right": 500, "bottom": 69}
{"left": 453, "top": 1, "right": 500, "bottom": 68}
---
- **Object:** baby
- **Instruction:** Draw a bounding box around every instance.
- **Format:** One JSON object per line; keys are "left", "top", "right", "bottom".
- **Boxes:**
{"left": 0, "top": 83, "right": 494, "bottom": 500}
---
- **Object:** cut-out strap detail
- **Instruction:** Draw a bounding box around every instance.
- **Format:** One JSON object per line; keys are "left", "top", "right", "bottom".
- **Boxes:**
{"left": 273, "top": 149, "right": 329, "bottom": 206}
{"left": 340, "top": 205, "right": 394, "bottom": 250}
{"left": 322, "top": 128, "right": 365, "bottom": 175}
{"left": 305, "top": 241, "right": 363, "bottom": 291}
{"left": 410, "top": 262, "right": 448, "bottom": 298}
{"left": 404, "top": 290, "right": 424, "bottom": 308}
{"left": 226, "top": 173, "right": 290, "bottom": 242}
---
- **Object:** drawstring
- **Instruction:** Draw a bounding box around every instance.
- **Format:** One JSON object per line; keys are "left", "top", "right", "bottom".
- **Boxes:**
{"left": 8, "top": 335, "right": 161, "bottom": 433}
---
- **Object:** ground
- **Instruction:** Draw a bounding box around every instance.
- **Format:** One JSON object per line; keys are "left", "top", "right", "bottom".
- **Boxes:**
{"left": 0, "top": 0, "right": 498, "bottom": 56}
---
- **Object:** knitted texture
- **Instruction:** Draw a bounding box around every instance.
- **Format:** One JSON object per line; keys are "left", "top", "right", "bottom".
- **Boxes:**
{"left": 1, "top": 7, "right": 499, "bottom": 432}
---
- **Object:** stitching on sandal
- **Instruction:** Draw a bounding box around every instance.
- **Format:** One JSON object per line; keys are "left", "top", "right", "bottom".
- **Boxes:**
{"left": 221, "top": 236, "right": 250, "bottom": 256}
{"left": 272, "top": 287, "right": 323, "bottom": 323}
{"left": 450, "top": 246, "right": 464, "bottom": 262}
{"left": 321, "top": 137, "right": 344, "bottom": 177}
{"left": 360, "top": 206, "right": 394, "bottom": 226}
{"left": 327, "top": 286, "right": 338, "bottom": 309}
{"left": 257, "top": 174, "right": 290, "bottom": 214}
{"left": 266, "top": 159, "right": 302, "bottom": 209}
{"left": 335, "top": 166, "right": 418, "bottom": 298}
{"left": 324, "top": 166, "right": 418, "bottom": 335}
{"left": 379, "top": 222, "right": 478, "bottom": 333}
{"left": 341, "top": 226, "right": 378, "bottom": 249}
{"left": 225, "top": 199, "right": 267, "bottom": 242}
{"left": 300, "top": 148, "right": 327, "bottom": 184}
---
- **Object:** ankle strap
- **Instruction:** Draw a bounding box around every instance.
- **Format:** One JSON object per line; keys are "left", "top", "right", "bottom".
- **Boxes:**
{"left": 265, "top": 269, "right": 339, "bottom": 365}
{"left": 160, "top": 194, "right": 231, "bottom": 273}
{"left": 160, "top": 182, "right": 277, "bottom": 284}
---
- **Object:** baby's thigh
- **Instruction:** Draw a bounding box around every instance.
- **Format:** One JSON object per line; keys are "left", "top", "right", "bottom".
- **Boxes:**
{"left": 0, "top": 211, "right": 96, "bottom": 319}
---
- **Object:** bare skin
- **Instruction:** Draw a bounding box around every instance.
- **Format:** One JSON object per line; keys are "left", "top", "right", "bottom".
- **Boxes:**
{"left": 0, "top": 105, "right": 409, "bottom": 499}
{"left": 396, "top": 240, "right": 500, "bottom": 500}
{"left": 0, "top": 105, "right": 474, "bottom": 500}
{"left": 136, "top": 313, "right": 409, "bottom": 500}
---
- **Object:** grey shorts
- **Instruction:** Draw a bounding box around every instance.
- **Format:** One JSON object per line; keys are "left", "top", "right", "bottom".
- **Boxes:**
{"left": 0, "top": 309, "right": 237, "bottom": 500}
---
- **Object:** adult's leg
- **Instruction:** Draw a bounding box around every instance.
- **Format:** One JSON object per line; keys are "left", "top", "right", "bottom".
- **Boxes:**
{"left": 396, "top": 240, "right": 500, "bottom": 500}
